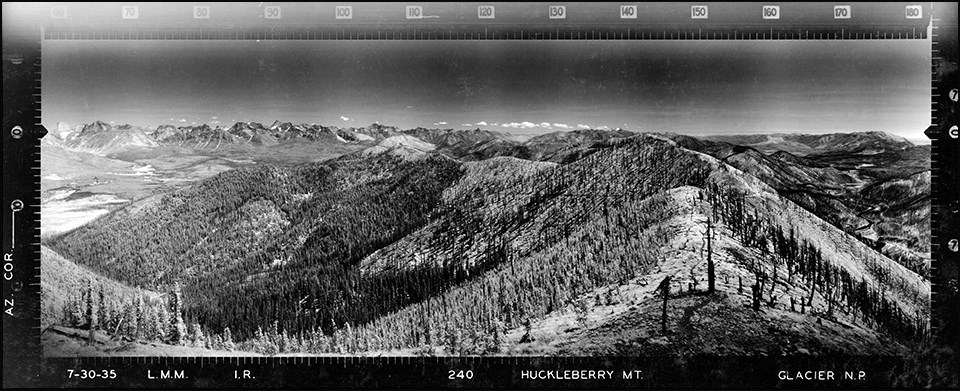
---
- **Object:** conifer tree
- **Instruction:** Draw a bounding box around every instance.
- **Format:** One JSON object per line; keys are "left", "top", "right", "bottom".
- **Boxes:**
{"left": 135, "top": 288, "right": 145, "bottom": 340}
{"left": 222, "top": 327, "right": 235, "bottom": 351}
{"left": 189, "top": 323, "right": 205, "bottom": 348}
{"left": 156, "top": 300, "right": 170, "bottom": 342}
{"left": 170, "top": 282, "right": 188, "bottom": 345}
{"left": 154, "top": 303, "right": 168, "bottom": 342}
{"left": 96, "top": 284, "right": 107, "bottom": 331}
{"left": 85, "top": 279, "right": 96, "bottom": 345}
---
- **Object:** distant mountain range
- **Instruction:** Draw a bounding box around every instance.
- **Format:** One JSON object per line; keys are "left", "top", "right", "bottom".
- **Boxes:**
{"left": 701, "top": 132, "right": 917, "bottom": 156}
{"left": 54, "top": 121, "right": 921, "bottom": 159}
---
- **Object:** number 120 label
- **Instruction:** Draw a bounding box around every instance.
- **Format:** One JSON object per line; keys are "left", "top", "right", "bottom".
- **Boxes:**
{"left": 478, "top": 5, "right": 495, "bottom": 19}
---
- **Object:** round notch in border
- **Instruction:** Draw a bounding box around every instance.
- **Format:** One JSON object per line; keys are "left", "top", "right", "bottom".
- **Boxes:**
{"left": 949, "top": 88, "right": 958, "bottom": 102}
{"left": 11, "top": 199, "right": 24, "bottom": 212}
{"left": 11, "top": 126, "right": 23, "bottom": 139}
{"left": 949, "top": 125, "right": 959, "bottom": 139}
{"left": 948, "top": 239, "right": 959, "bottom": 253}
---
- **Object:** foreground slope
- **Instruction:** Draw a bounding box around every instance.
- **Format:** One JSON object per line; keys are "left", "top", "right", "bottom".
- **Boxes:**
{"left": 47, "top": 132, "right": 929, "bottom": 355}
{"left": 337, "top": 135, "right": 927, "bottom": 355}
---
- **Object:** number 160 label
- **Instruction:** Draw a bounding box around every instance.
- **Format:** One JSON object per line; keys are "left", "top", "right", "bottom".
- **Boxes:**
{"left": 762, "top": 5, "right": 779, "bottom": 19}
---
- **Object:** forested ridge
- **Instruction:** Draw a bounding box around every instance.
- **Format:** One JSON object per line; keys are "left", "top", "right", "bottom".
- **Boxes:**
{"left": 46, "top": 133, "right": 930, "bottom": 355}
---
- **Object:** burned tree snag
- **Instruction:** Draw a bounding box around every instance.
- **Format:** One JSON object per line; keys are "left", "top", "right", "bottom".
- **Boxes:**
{"left": 702, "top": 218, "right": 716, "bottom": 294}
{"left": 658, "top": 276, "right": 671, "bottom": 333}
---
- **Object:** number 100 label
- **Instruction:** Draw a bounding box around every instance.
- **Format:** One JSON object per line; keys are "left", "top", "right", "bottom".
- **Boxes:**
{"left": 335, "top": 6, "right": 352, "bottom": 19}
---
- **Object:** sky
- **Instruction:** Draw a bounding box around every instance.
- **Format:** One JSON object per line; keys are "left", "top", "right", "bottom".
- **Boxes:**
{"left": 42, "top": 39, "right": 931, "bottom": 142}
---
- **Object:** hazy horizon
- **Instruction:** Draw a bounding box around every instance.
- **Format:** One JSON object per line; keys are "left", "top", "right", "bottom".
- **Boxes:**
{"left": 43, "top": 39, "right": 931, "bottom": 142}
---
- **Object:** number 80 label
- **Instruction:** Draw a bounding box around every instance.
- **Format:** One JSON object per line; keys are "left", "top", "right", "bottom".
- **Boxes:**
{"left": 905, "top": 5, "right": 922, "bottom": 19}
{"left": 194, "top": 6, "right": 210, "bottom": 19}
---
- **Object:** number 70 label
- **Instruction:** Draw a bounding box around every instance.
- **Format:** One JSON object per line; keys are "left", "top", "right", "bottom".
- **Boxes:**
{"left": 121, "top": 6, "right": 139, "bottom": 19}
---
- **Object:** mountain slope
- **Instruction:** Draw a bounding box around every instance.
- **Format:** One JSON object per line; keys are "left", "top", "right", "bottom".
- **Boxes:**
{"left": 47, "top": 131, "right": 929, "bottom": 355}
{"left": 667, "top": 133, "right": 930, "bottom": 277}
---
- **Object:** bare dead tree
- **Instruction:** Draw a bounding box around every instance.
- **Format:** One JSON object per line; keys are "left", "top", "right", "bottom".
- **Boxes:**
{"left": 658, "top": 276, "right": 671, "bottom": 333}
{"left": 701, "top": 218, "right": 716, "bottom": 294}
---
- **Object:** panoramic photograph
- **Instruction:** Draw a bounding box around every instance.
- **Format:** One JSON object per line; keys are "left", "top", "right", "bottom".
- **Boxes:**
{"left": 38, "top": 38, "right": 931, "bottom": 357}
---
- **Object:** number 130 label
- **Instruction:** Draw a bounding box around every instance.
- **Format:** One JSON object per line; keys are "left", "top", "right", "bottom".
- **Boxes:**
{"left": 548, "top": 5, "right": 565, "bottom": 19}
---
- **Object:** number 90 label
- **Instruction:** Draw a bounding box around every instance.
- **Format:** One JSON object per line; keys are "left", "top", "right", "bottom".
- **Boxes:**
{"left": 264, "top": 6, "right": 281, "bottom": 19}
